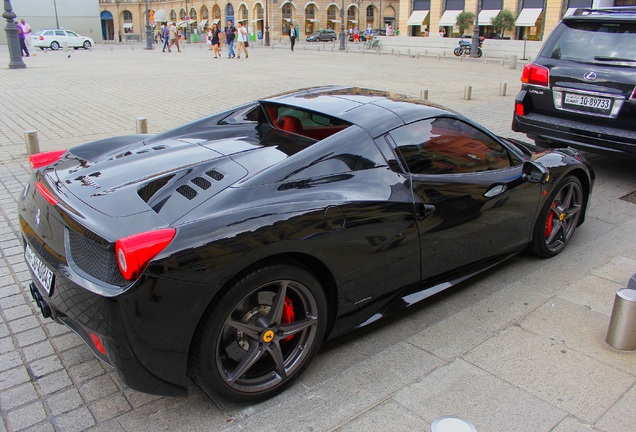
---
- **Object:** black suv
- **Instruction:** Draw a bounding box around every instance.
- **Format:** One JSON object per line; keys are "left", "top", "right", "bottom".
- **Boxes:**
{"left": 512, "top": 8, "right": 636, "bottom": 156}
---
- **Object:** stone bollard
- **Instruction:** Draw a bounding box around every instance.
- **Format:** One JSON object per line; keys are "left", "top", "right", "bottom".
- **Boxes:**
{"left": 606, "top": 285, "right": 636, "bottom": 350}
{"left": 509, "top": 55, "right": 518, "bottom": 69}
{"left": 464, "top": 86, "right": 472, "bottom": 100}
{"left": 420, "top": 90, "right": 429, "bottom": 100}
{"left": 63, "top": 42, "right": 68, "bottom": 51}
{"left": 136, "top": 118, "right": 148, "bottom": 134}
{"left": 499, "top": 82, "right": 507, "bottom": 96}
{"left": 24, "top": 130, "right": 40, "bottom": 155}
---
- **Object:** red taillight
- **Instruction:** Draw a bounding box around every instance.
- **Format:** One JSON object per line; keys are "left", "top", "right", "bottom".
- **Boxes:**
{"left": 632, "top": 86, "right": 636, "bottom": 100}
{"left": 35, "top": 181, "right": 58, "bottom": 206}
{"left": 29, "top": 150, "right": 66, "bottom": 169}
{"left": 115, "top": 229, "right": 176, "bottom": 280}
{"left": 515, "top": 102, "right": 526, "bottom": 117}
{"left": 89, "top": 332, "right": 106, "bottom": 355}
{"left": 521, "top": 63, "right": 549, "bottom": 87}
{"left": 39, "top": 36, "right": 44, "bottom": 40}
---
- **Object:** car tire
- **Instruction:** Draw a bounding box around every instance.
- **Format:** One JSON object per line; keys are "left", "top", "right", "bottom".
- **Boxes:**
{"left": 529, "top": 175, "right": 584, "bottom": 258}
{"left": 83, "top": 41, "right": 91, "bottom": 49}
{"left": 50, "top": 41, "right": 60, "bottom": 50}
{"left": 331, "top": 37, "right": 336, "bottom": 42}
{"left": 189, "top": 261, "right": 328, "bottom": 403}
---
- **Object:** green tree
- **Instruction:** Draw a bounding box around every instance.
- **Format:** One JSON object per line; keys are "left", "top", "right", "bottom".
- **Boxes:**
{"left": 491, "top": 9, "right": 515, "bottom": 38}
{"left": 455, "top": 11, "right": 476, "bottom": 37}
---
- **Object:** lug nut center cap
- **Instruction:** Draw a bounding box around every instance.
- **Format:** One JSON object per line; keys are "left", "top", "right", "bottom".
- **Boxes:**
{"left": 262, "top": 329, "right": 275, "bottom": 343}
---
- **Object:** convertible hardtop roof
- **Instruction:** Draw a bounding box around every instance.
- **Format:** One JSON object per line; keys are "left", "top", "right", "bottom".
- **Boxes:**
{"left": 260, "top": 86, "right": 454, "bottom": 138}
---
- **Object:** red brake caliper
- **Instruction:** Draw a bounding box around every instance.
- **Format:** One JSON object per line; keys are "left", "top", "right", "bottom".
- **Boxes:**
{"left": 545, "top": 202, "right": 556, "bottom": 238}
{"left": 281, "top": 296, "right": 295, "bottom": 343}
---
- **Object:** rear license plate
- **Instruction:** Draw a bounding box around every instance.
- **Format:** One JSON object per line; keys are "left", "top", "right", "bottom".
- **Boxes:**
{"left": 25, "top": 244, "right": 54, "bottom": 295}
{"left": 564, "top": 93, "right": 612, "bottom": 111}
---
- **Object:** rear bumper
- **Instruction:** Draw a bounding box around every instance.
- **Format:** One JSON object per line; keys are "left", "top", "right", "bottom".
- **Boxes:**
{"left": 512, "top": 112, "right": 636, "bottom": 156}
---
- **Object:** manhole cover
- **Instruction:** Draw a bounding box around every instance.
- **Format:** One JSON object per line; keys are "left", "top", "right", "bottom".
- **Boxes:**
{"left": 619, "top": 191, "right": 636, "bottom": 204}
{"left": 431, "top": 416, "right": 477, "bottom": 432}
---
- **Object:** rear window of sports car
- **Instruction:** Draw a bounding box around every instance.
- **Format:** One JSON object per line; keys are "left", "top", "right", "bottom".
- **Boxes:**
{"left": 262, "top": 102, "right": 351, "bottom": 141}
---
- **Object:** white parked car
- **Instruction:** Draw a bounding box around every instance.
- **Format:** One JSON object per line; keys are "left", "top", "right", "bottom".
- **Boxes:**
{"left": 33, "top": 29, "right": 94, "bottom": 50}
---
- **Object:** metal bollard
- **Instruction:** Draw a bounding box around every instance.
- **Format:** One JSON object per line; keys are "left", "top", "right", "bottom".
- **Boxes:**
{"left": 606, "top": 287, "right": 636, "bottom": 350}
{"left": 24, "top": 130, "right": 40, "bottom": 155}
{"left": 509, "top": 55, "right": 518, "bottom": 69}
{"left": 464, "top": 86, "right": 472, "bottom": 100}
{"left": 420, "top": 90, "right": 429, "bottom": 100}
{"left": 499, "top": 82, "right": 507, "bottom": 96}
{"left": 136, "top": 118, "right": 148, "bottom": 134}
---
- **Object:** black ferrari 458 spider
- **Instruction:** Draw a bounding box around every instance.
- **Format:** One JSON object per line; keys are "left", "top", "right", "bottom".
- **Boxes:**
{"left": 19, "top": 87, "right": 594, "bottom": 402}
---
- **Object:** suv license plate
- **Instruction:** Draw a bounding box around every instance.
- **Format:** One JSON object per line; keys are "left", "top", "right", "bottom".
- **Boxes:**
{"left": 564, "top": 93, "right": 612, "bottom": 110}
{"left": 25, "top": 244, "right": 54, "bottom": 294}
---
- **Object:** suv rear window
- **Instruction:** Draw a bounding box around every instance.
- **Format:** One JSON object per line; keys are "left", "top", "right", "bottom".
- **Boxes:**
{"left": 543, "top": 20, "right": 636, "bottom": 63}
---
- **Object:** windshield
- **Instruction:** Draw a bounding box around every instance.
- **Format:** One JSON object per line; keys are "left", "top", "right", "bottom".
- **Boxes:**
{"left": 544, "top": 20, "right": 636, "bottom": 63}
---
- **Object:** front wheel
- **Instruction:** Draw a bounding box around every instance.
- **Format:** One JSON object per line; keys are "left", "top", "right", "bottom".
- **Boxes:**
{"left": 453, "top": 47, "right": 462, "bottom": 56}
{"left": 529, "top": 176, "right": 584, "bottom": 258}
{"left": 83, "top": 41, "right": 91, "bottom": 49}
{"left": 189, "top": 262, "right": 328, "bottom": 402}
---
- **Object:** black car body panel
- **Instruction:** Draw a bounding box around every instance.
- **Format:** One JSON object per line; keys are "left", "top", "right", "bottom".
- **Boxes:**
{"left": 512, "top": 8, "right": 636, "bottom": 155}
{"left": 19, "top": 86, "right": 594, "bottom": 397}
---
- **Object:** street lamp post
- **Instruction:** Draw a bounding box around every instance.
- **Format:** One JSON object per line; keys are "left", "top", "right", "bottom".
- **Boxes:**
{"left": 144, "top": 0, "right": 153, "bottom": 50}
{"left": 53, "top": 0, "right": 60, "bottom": 28}
{"left": 339, "top": 0, "right": 345, "bottom": 50}
{"left": 3, "top": 0, "right": 26, "bottom": 69}
{"left": 265, "top": 0, "right": 270, "bottom": 46}
{"left": 470, "top": 0, "right": 481, "bottom": 58}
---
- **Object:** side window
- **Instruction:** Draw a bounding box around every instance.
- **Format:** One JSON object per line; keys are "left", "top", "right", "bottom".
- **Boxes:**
{"left": 44, "top": 31, "right": 54, "bottom": 36}
{"left": 390, "top": 117, "right": 511, "bottom": 175}
{"left": 55, "top": 30, "right": 65, "bottom": 36}
{"left": 66, "top": 31, "right": 78, "bottom": 37}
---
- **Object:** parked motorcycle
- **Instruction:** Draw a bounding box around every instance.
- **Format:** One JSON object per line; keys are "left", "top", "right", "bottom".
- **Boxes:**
{"left": 453, "top": 38, "right": 484, "bottom": 57}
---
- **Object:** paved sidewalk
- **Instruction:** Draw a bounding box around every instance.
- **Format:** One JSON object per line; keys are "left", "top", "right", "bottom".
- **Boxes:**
{"left": 0, "top": 44, "right": 635, "bottom": 432}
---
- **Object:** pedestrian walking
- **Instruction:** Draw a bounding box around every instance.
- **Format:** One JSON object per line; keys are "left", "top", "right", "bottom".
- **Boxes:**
{"left": 15, "top": 21, "right": 29, "bottom": 57}
{"left": 168, "top": 22, "right": 180, "bottom": 52}
{"left": 236, "top": 22, "right": 249, "bottom": 59}
{"left": 210, "top": 23, "right": 222, "bottom": 58}
{"left": 225, "top": 20, "right": 236, "bottom": 59}
{"left": 162, "top": 23, "right": 170, "bottom": 52}
{"left": 20, "top": 19, "right": 35, "bottom": 56}
{"left": 288, "top": 25, "right": 296, "bottom": 51}
{"left": 353, "top": 26, "right": 359, "bottom": 43}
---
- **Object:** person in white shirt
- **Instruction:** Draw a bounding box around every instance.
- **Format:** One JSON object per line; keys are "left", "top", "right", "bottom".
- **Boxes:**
{"left": 21, "top": 19, "right": 35, "bottom": 56}
{"left": 236, "top": 21, "right": 249, "bottom": 59}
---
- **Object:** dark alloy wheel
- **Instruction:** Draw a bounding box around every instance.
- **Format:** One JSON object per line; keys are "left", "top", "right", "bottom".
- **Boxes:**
{"left": 189, "top": 262, "right": 327, "bottom": 402}
{"left": 530, "top": 176, "right": 584, "bottom": 257}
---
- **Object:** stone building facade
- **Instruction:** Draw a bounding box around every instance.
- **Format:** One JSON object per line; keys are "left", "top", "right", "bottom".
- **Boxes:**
{"left": 96, "top": 0, "right": 633, "bottom": 43}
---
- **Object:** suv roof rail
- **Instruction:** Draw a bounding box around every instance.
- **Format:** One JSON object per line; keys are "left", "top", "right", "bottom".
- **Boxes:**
{"left": 572, "top": 7, "right": 636, "bottom": 16}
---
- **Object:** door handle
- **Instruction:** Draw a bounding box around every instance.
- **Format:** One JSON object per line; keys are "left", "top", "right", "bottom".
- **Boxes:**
{"left": 418, "top": 204, "right": 436, "bottom": 220}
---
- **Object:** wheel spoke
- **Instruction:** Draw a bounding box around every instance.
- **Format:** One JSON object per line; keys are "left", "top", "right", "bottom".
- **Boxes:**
{"left": 265, "top": 281, "right": 289, "bottom": 326}
{"left": 561, "top": 184, "right": 574, "bottom": 208}
{"left": 227, "top": 318, "right": 261, "bottom": 340}
{"left": 279, "top": 316, "right": 317, "bottom": 338}
{"left": 225, "top": 340, "right": 264, "bottom": 384}
{"left": 266, "top": 342, "right": 287, "bottom": 379}
{"left": 546, "top": 220, "right": 562, "bottom": 244}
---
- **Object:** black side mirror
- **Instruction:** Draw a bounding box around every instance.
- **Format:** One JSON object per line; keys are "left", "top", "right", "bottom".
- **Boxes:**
{"left": 522, "top": 161, "right": 550, "bottom": 184}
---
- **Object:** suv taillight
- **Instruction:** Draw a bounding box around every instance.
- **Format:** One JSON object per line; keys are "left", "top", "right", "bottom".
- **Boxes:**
{"left": 521, "top": 64, "right": 550, "bottom": 87}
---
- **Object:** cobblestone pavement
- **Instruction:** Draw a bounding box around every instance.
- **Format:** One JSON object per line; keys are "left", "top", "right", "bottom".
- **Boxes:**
{"left": 0, "top": 44, "right": 635, "bottom": 432}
